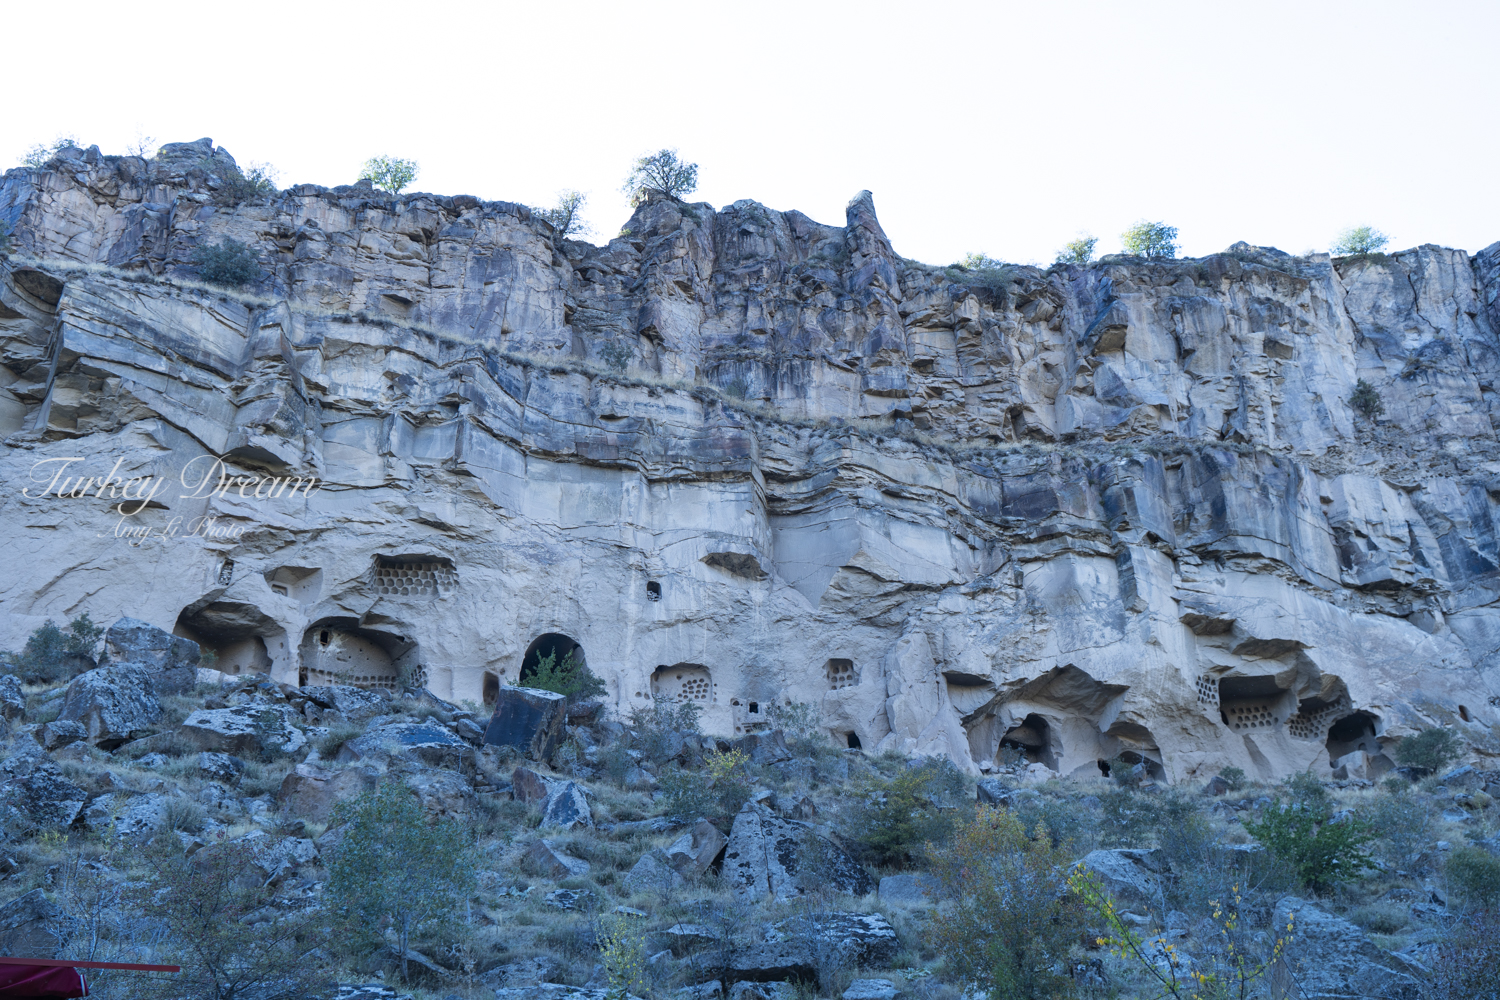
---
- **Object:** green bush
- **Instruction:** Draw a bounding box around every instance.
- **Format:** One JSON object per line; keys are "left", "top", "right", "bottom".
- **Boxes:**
{"left": 327, "top": 783, "right": 476, "bottom": 982}
{"left": 1394, "top": 726, "right": 1461, "bottom": 772}
{"left": 624, "top": 148, "right": 698, "bottom": 204}
{"left": 1366, "top": 783, "right": 1433, "bottom": 869}
{"left": 1121, "top": 220, "right": 1179, "bottom": 259}
{"left": 191, "top": 238, "right": 261, "bottom": 287}
{"left": 3, "top": 613, "right": 104, "bottom": 682}
{"left": 522, "top": 648, "right": 605, "bottom": 703}
{"left": 1219, "top": 766, "right": 1248, "bottom": 791}
{"left": 1245, "top": 799, "right": 1375, "bottom": 893}
{"left": 945, "top": 252, "right": 1013, "bottom": 294}
{"left": 1055, "top": 234, "right": 1097, "bottom": 265}
{"left": 598, "top": 341, "right": 632, "bottom": 373}
{"left": 1332, "top": 225, "right": 1389, "bottom": 256}
{"left": 844, "top": 757, "right": 969, "bottom": 864}
{"left": 360, "top": 155, "right": 419, "bottom": 194}
{"left": 215, "top": 161, "right": 280, "bottom": 205}
{"left": 21, "top": 135, "right": 81, "bottom": 168}
{"left": 1349, "top": 378, "right": 1383, "bottom": 420}
{"left": 537, "top": 189, "right": 589, "bottom": 240}
{"left": 1447, "top": 847, "right": 1500, "bottom": 909}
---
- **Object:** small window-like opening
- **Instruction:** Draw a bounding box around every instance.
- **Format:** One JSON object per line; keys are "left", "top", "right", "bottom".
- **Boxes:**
{"left": 846, "top": 732, "right": 862, "bottom": 749}
{"left": 319, "top": 630, "right": 330, "bottom": 645}
{"left": 483, "top": 671, "right": 500, "bottom": 708}
{"left": 646, "top": 581, "right": 661, "bottom": 601}
{"left": 271, "top": 583, "right": 289, "bottom": 596}
{"left": 1097, "top": 759, "right": 1111, "bottom": 776}
{"left": 749, "top": 702, "right": 759, "bottom": 714}
{"left": 1460, "top": 705, "right": 1471, "bottom": 722}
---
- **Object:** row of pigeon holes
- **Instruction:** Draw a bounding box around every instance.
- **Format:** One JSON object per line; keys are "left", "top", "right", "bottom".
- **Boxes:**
{"left": 1224, "top": 703, "right": 1278, "bottom": 731}
{"left": 373, "top": 561, "right": 457, "bottom": 598}
{"left": 675, "top": 676, "right": 712, "bottom": 703}
{"left": 828, "top": 659, "right": 858, "bottom": 690}
{"left": 1195, "top": 675, "right": 1219, "bottom": 706}
{"left": 1288, "top": 696, "right": 1351, "bottom": 740}
{"left": 306, "top": 667, "right": 397, "bottom": 691}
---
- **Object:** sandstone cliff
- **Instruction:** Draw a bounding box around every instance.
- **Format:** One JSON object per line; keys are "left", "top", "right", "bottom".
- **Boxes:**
{"left": 4, "top": 137, "right": 1500, "bottom": 783}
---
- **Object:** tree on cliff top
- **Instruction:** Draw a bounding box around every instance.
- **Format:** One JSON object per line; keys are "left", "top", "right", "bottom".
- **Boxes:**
{"left": 624, "top": 148, "right": 698, "bottom": 205}
{"left": 1332, "top": 225, "right": 1389, "bottom": 256}
{"left": 1121, "top": 220, "right": 1179, "bottom": 259}
{"left": 1055, "top": 233, "right": 1098, "bottom": 264}
{"left": 537, "top": 189, "right": 590, "bottom": 239}
{"left": 360, "top": 155, "right": 419, "bottom": 194}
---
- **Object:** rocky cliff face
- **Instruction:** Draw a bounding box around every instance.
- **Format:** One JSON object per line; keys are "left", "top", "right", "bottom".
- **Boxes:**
{"left": 4, "top": 137, "right": 1500, "bottom": 783}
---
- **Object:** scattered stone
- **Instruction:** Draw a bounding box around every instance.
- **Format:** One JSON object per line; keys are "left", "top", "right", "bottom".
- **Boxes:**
{"left": 197, "top": 751, "right": 245, "bottom": 783}
{"left": 1331, "top": 750, "right": 1394, "bottom": 782}
{"left": 484, "top": 686, "right": 567, "bottom": 763}
{"left": 277, "top": 762, "right": 380, "bottom": 822}
{"left": 624, "top": 849, "right": 684, "bottom": 895}
{"left": 725, "top": 803, "right": 873, "bottom": 902}
{"left": 545, "top": 888, "right": 596, "bottom": 911}
{"left": 731, "top": 984, "right": 791, "bottom": 1000}
{"left": 0, "top": 675, "right": 24, "bottom": 722}
{"left": 1074, "top": 849, "right": 1169, "bottom": 905}
{"left": 976, "top": 778, "right": 1016, "bottom": 806}
{"left": 842, "top": 980, "right": 899, "bottom": 1000}
{"left": 623, "top": 766, "right": 657, "bottom": 791}
{"left": 1274, "top": 897, "right": 1423, "bottom": 999}
{"left": 676, "top": 982, "right": 721, "bottom": 1000}
{"left": 404, "top": 768, "right": 476, "bottom": 821}
{"left": 733, "top": 912, "right": 897, "bottom": 983}
{"left": 665, "top": 819, "right": 728, "bottom": 877}
{"left": 512, "top": 766, "right": 552, "bottom": 804}
{"left": 527, "top": 838, "right": 591, "bottom": 879}
{"left": 1203, "top": 775, "right": 1229, "bottom": 796}
{"left": 338, "top": 722, "right": 472, "bottom": 772}
{"left": 56, "top": 663, "right": 162, "bottom": 749}
{"left": 0, "top": 888, "right": 75, "bottom": 958}
{"left": 732, "top": 730, "right": 792, "bottom": 765}
{"left": 0, "top": 749, "right": 88, "bottom": 829}
{"left": 179, "top": 703, "right": 307, "bottom": 757}
{"left": 298, "top": 685, "right": 390, "bottom": 721}
{"left": 35, "top": 719, "right": 87, "bottom": 751}
{"left": 877, "top": 872, "right": 939, "bottom": 905}
{"left": 253, "top": 836, "right": 319, "bottom": 880}
{"left": 614, "top": 906, "right": 647, "bottom": 918}
{"left": 542, "top": 781, "right": 593, "bottom": 830}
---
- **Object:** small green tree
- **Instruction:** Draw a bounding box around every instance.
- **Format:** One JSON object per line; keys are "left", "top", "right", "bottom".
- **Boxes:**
{"left": 217, "top": 162, "right": 280, "bottom": 205}
{"left": 1219, "top": 766, "right": 1248, "bottom": 791}
{"left": 1446, "top": 847, "right": 1500, "bottom": 909}
{"left": 537, "top": 189, "right": 590, "bottom": 240}
{"left": 845, "top": 757, "right": 969, "bottom": 864}
{"left": 946, "top": 253, "right": 1013, "bottom": 293}
{"left": 1332, "top": 225, "right": 1389, "bottom": 256}
{"left": 1056, "top": 233, "right": 1098, "bottom": 264}
{"left": 5, "top": 613, "right": 104, "bottom": 682}
{"left": 1349, "top": 378, "right": 1383, "bottom": 420}
{"left": 1121, "top": 220, "right": 1179, "bottom": 259}
{"left": 327, "top": 783, "right": 476, "bottom": 982}
{"left": 929, "top": 808, "right": 1086, "bottom": 1000}
{"left": 360, "top": 155, "right": 420, "bottom": 194}
{"left": 21, "top": 135, "right": 81, "bottom": 168}
{"left": 192, "top": 238, "right": 261, "bottom": 288}
{"left": 0, "top": 220, "right": 10, "bottom": 254}
{"left": 1394, "top": 726, "right": 1462, "bottom": 773}
{"left": 523, "top": 648, "right": 606, "bottom": 702}
{"left": 624, "top": 148, "right": 698, "bottom": 204}
{"left": 1245, "top": 799, "right": 1375, "bottom": 893}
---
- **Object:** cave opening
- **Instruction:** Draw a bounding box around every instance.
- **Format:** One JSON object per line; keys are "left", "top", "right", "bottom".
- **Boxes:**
{"left": 519, "top": 633, "right": 584, "bottom": 686}
{"left": 846, "top": 732, "right": 862, "bottom": 749}
{"left": 999, "top": 713, "right": 1055, "bottom": 768}
{"left": 1326, "top": 710, "right": 1381, "bottom": 763}
{"left": 483, "top": 671, "right": 500, "bottom": 708}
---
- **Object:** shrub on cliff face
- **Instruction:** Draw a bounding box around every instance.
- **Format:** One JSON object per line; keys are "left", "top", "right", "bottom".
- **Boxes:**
{"left": 1349, "top": 378, "right": 1384, "bottom": 420}
{"left": 538, "top": 189, "right": 590, "bottom": 240}
{"left": 214, "top": 161, "right": 280, "bottom": 205}
{"left": 522, "top": 648, "right": 606, "bottom": 703}
{"left": 360, "top": 154, "right": 419, "bottom": 194}
{"left": 0, "top": 221, "right": 10, "bottom": 253}
{"left": 624, "top": 148, "right": 698, "bottom": 204}
{"left": 1055, "top": 233, "right": 1098, "bottom": 265}
{"left": 21, "top": 135, "right": 81, "bottom": 168}
{"left": 1121, "top": 219, "right": 1179, "bottom": 259}
{"left": 191, "top": 238, "right": 261, "bottom": 288}
{"left": 1395, "top": 726, "right": 1461, "bottom": 772}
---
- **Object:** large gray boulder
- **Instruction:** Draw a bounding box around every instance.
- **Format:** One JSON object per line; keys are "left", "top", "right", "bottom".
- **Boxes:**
{"left": 297, "top": 684, "right": 389, "bottom": 721}
{"left": 0, "top": 888, "right": 75, "bottom": 958}
{"left": 179, "top": 703, "right": 307, "bottom": 757}
{"left": 0, "top": 748, "right": 88, "bottom": 830}
{"left": 1074, "top": 848, "right": 1169, "bottom": 906}
{"left": 665, "top": 819, "right": 728, "bottom": 877}
{"left": 277, "top": 762, "right": 380, "bottom": 821}
{"left": 484, "top": 686, "right": 566, "bottom": 762}
{"left": 104, "top": 617, "right": 199, "bottom": 693}
{"left": 337, "top": 721, "right": 472, "bottom": 772}
{"left": 541, "top": 781, "right": 593, "bottom": 830}
{"left": 527, "top": 838, "right": 591, "bottom": 879}
{"left": 732, "top": 912, "right": 898, "bottom": 983}
{"left": 403, "top": 767, "right": 476, "bottom": 821}
{"left": 1273, "top": 897, "right": 1423, "bottom": 999}
{"left": 56, "top": 663, "right": 161, "bottom": 749}
{"left": 623, "top": 849, "right": 683, "bottom": 895}
{"left": 0, "top": 674, "right": 24, "bottom": 722}
{"left": 725, "top": 803, "right": 873, "bottom": 902}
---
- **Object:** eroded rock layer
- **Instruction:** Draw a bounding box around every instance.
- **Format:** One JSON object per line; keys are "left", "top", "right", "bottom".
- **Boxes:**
{"left": 5, "top": 138, "right": 1500, "bottom": 782}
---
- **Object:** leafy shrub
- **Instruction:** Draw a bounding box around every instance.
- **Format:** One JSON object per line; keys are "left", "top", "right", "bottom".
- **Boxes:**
{"left": 315, "top": 720, "right": 365, "bottom": 759}
{"left": 1367, "top": 783, "right": 1433, "bottom": 870}
{"left": 1447, "top": 847, "right": 1500, "bottom": 909}
{"left": 191, "top": 238, "right": 261, "bottom": 288}
{"left": 4, "top": 613, "right": 104, "bottom": 683}
{"left": 523, "top": 648, "right": 605, "bottom": 703}
{"left": 328, "top": 783, "right": 476, "bottom": 982}
{"left": 1219, "top": 766, "right": 1248, "bottom": 791}
{"left": 598, "top": 341, "right": 632, "bottom": 373}
{"left": 1244, "top": 799, "right": 1375, "bottom": 893}
{"left": 1394, "top": 726, "right": 1461, "bottom": 772}
{"left": 662, "top": 747, "right": 751, "bottom": 825}
{"left": 162, "top": 796, "right": 206, "bottom": 834}
{"left": 21, "top": 136, "right": 81, "bottom": 168}
{"left": 537, "top": 189, "right": 589, "bottom": 240}
{"left": 624, "top": 148, "right": 698, "bottom": 204}
{"left": 360, "top": 155, "right": 419, "bottom": 194}
{"left": 215, "top": 161, "right": 280, "bottom": 205}
{"left": 1349, "top": 378, "right": 1383, "bottom": 420}
{"left": 1332, "top": 225, "right": 1389, "bottom": 256}
{"left": 1121, "top": 220, "right": 1179, "bottom": 259}
{"left": 625, "top": 699, "right": 701, "bottom": 758}
{"left": 944, "top": 253, "right": 1013, "bottom": 294}
{"left": 844, "top": 757, "right": 968, "bottom": 864}
{"left": 1055, "top": 234, "right": 1097, "bottom": 265}
{"left": 1348, "top": 902, "right": 1408, "bottom": 934}
{"left": 928, "top": 807, "right": 1085, "bottom": 1000}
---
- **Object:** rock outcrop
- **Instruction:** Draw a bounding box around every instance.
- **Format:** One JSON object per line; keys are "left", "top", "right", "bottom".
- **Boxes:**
{"left": 5, "top": 139, "right": 1500, "bottom": 781}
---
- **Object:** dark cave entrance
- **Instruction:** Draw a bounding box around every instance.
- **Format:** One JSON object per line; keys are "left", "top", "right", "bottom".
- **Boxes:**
{"left": 1326, "top": 710, "right": 1381, "bottom": 763}
{"left": 1000, "top": 713, "right": 1056, "bottom": 769}
{"left": 519, "top": 633, "right": 584, "bottom": 686}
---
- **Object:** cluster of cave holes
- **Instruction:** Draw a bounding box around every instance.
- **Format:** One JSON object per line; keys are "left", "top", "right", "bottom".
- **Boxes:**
{"left": 1224, "top": 703, "right": 1279, "bottom": 731}
{"left": 1218, "top": 676, "right": 1285, "bottom": 732}
{"left": 1195, "top": 675, "right": 1219, "bottom": 707}
{"left": 372, "top": 555, "right": 457, "bottom": 598}
{"left": 827, "top": 658, "right": 857, "bottom": 690}
{"left": 652, "top": 664, "right": 713, "bottom": 704}
{"left": 300, "top": 624, "right": 402, "bottom": 691}
{"left": 1288, "top": 695, "right": 1352, "bottom": 740}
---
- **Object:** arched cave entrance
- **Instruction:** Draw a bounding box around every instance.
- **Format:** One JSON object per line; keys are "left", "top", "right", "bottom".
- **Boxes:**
{"left": 1000, "top": 713, "right": 1056, "bottom": 769}
{"left": 519, "top": 633, "right": 584, "bottom": 686}
{"left": 845, "top": 732, "right": 862, "bottom": 749}
{"left": 175, "top": 601, "right": 285, "bottom": 678}
{"left": 299, "top": 618, "right": 418, "bottom": 691}
{"left": 483, "top": 671, "right": 500, "bottom": 709}
{"left": 1325, "top": 710, "right": 1381, "bottom": 763}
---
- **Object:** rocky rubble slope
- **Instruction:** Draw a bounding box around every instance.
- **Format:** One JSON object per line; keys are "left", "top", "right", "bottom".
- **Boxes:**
{"left": 4, "top": 138, "right": 1500, "bottom": 782}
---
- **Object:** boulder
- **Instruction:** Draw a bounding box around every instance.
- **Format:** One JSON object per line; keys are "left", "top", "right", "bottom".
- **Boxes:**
{"left": 337, "top": 722, "right": 472, "bottom": 772}
{"left": 0, "top": 674, "right": 24, "bottom": 722}
{"left": 664, "top": 819, "right": 728, "bottom": 877}
{"left": 513, "top": 766, "right": 552, "bottom": 804}
{"left": 35, "top": 719, "right": 87, "bottom": 751}
{"left": 1273, "top": 897, "right": 1423, "bottom": 999}
{"left": 732, "top": 730, "right": 793, "bottom": 765}
{"left": 253, "top": 836, "right": 319, "bottom": 880}
{"left": 297, "top": 685, "right": 389, "bottom": 720}
{"left": 484, "top": 686, "right": 567, "bottom": 762}
{"left": 1331, "top": 750, "right": 1394, "bottom": 781}
{"left": 178, "top": 703, "right": 308, "bottom": 757}
{"left": 732, "top": 912, "right": 898, "bottom": 983}
{"left": 0, "top": 888, "right": 75, "bottom": 959}
{"left": 277, "top": 762, "right": 380, "bottom": 821}
{"left": 526, "top": 838, "right": 590, "bottom": 879}
{"left": 976, "top": 778, "right": 1017, "bottom": 806}
{"left": 842, "top": 981, "right": 899, "bottom": 1000}
{"left": 403, "top": 767, "right": 476, "bottom": 821}
{"left": 544, "top": 888, "right": 596, "bottom": 911}
{"left": 725, "top": 803, "right": 873, "bottom": 902}
{"left": 1203, "top": 775, "right": 1229, "bottom": 796}
{"left": 103, "top": 618, "right": 198, "bottom": 694}
{"left": 197, "top": 751, "right": 245, "bottom": 784}
{"left": 877, "top": 873, "right": 939, "bottom": 905}
{"left": 56, "top": 663, "right": 162, "bottom": 749}
{"left": 94, "top": 792, "right": 174, "bottom": 840}
{"left": 730, "top": 984, "right": 791, "bottom": 1000}
{"left": 623, "top": 849, "right": 684, "bottom": 895}
{"left": 541, "top": 781, "right": 593, "bottom": 830}
{"left": 1439, "top": 764, "right": 1482, "bottom": 790}
{"left": 1074, "top": 849, "right": 1169, "bottom": 905}
{"left": 0, "top": 749, "right": 87, "bottom": 829}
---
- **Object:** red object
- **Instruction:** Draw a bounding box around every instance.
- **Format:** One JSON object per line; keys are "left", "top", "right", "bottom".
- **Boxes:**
{"left": 0, "top": 964, "right": 86, "bottom": 999}
{"left": 0, "top": 961, "right": 177, "bottom": 972}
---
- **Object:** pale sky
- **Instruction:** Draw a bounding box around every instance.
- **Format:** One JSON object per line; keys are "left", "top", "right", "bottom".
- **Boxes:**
{"left": 5, "top": 0, "right": 1497, "bottom": 266}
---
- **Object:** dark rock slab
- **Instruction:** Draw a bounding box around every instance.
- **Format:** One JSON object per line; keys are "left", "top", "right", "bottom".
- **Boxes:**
{"left": 484, "top": 686, "right": 566, "bottom": 762}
